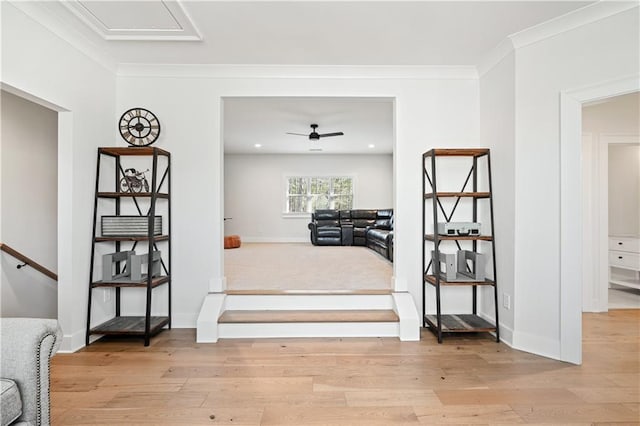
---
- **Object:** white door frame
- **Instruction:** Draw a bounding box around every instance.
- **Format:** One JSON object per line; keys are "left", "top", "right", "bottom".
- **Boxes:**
{"left": 581, "top": 131, "right": 603, "bottom": 313}
{"left": 217, "top": 95, "right": 399, "bottom": 293}
{"left": 560, "top": 75, "right": 639, "bottom": 364}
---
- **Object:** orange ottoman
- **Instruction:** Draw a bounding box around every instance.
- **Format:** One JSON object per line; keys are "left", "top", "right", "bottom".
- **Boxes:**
{"left": 224, "top": 235, "right": 241, "bottom": 249}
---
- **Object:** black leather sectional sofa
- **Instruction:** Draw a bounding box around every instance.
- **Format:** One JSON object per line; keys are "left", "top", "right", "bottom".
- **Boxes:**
{"left": 308, "top": 209, "right": 394, "bottom": 261}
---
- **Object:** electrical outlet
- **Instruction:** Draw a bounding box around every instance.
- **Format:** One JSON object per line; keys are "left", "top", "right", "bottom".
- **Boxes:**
{"left": 502, "top": 293, "right": 511, "bottom": 310}
{"left": 103, "top": 289, "right": 111, "bottom": 303}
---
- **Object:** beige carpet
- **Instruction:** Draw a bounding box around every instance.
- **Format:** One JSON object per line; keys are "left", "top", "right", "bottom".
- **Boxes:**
{"left": 224, "top": 243, "right": 393, "bottom": 292}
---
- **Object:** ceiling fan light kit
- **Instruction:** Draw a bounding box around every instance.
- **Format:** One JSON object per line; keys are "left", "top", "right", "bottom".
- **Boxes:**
{"left": 287, "top": 123, "right": 344, "bottom": 141}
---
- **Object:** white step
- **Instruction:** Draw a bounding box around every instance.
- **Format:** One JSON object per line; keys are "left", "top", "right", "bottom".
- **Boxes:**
{"left": 218, "top": 309, "right": 399, "bottom": 323}
{"left": 223, "top": 294, "right": 394, "bottom": 311}
{"left": 196, "top": 292, "right": 419, "bottom": 342}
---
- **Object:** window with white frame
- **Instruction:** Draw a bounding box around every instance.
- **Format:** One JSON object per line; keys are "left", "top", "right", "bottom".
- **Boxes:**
{"left": 285, "top": 176, "right": 353, "bottom": 214}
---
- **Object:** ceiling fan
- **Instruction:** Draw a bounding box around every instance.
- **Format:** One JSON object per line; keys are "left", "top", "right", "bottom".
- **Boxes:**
{"left": 286, "top": 124, "right": 344, "bottom": 140}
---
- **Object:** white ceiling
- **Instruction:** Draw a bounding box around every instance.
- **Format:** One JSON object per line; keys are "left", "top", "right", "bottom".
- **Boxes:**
{"left": 46, "top": 0, "right": 596, "bottom": 155}
{"left": 52, "top": 1, "right": 594, "bottom": 66}
{"left": 223, "top": 97, "right": 394, "bottom": 154}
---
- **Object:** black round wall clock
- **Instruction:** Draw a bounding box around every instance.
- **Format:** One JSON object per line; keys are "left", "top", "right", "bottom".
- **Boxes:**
{"left": 119, "top": 107, "right": 161, "bottom": 147}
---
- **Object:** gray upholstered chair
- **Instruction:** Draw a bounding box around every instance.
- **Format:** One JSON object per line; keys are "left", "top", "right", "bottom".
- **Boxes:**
{"left": 1, "top": 318, "right": 62, "bottom": 426}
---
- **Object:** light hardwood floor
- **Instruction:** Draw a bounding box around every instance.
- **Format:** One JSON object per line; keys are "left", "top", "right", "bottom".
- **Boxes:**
{"left": 51, "top": 310, "right": 639, "bottom": 425}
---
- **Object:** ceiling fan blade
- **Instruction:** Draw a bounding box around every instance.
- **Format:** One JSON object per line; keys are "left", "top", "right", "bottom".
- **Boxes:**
{"left": 286, "top": 132, "right": 308, "bottom": 136}
{"left": 318, "top": 132, "right": 344, "bottom": 138}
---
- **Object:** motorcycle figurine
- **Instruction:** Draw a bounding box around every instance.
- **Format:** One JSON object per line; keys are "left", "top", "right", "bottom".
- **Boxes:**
{"left": 120, "top": 168, "right": 150, "bottom": 193}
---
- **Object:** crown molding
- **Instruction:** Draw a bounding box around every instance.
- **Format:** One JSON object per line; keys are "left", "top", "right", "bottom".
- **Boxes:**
{"left": 14, "top": 0, "right": 635, "bottom": 82}
{"left": 116, "top": 64, "right": 479, "bottom": 80}
{"left": 477, "top": 1, "right": 638, "bottom": 77}
{"left": 509, "top": 1, "right": 639, "bottom": 50}
{"left": 8, "top": 1, "right": 117, "bottom": 73}
{"left": 476, "top": 38, "right": 515, "bottom": 78}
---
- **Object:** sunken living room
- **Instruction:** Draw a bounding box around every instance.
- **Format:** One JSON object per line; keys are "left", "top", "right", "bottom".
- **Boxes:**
{"left": 222, "top": 97, "right": 395, "bottom": 298}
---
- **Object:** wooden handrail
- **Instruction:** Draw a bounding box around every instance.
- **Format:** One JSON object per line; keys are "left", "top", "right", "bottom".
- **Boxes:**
{"left": 0, "top": 243, "right": 58, "bottom": 281}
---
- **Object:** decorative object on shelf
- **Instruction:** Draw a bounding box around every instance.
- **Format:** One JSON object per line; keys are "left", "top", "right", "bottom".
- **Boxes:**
{"left": 437, "top": 222, "right": 481, "bottom": 236}
{"left": 118, "top": 107, "right": 161, "bottom": 147}
{"left": 422, "top": 148, "right": 499, "bottom": 343}
{"left": 102, "top": 251, "right": 134, "bottom": 281}
{"left": 101, "top": 216, "right": 162, "bottom": 237}
{"left": 432, "top": 250, "right": 486, "bottom": 282}
{"left": 456, "top": 250, "right": 486, "bottom": 281}
{"left": 102, "top": 250, "right": 161, "bottom": 282}
{"left": 120, "top": 168, "right": 150, "bottom": 193}
{"left": 433, "top": 251, "right": 457, "bottom": 281}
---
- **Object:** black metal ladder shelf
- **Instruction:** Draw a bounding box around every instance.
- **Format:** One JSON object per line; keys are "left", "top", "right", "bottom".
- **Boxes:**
{"left": 86, "top": 147, "right": 172, "bottom": 346}
{"left": 422, "top": 148, "right": 499, "bottom": 343}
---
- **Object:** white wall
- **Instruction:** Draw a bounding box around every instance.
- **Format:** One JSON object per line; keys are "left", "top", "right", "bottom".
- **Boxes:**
{"left": 583, "top": 92, "right": 640, "bottom": 135}
{"left": 479, "top": 52, "right": 516, "bottom": 343}
{"left": 608, "top": 144, "right": 640, "bottom": 236}
{"left": 1, "top": 2, "right": 116, "bottom": 351}
{"left": 512, "top": 8, "right": 639, "bottom": 359}
{"left": 1, "top": 91, "right": 58, "bottom": 318}
{"left": 224, "top": 154, "right": 393, "bottom": 241}
{"left": 116, "top": 68, "right": 479, "bottom": 325}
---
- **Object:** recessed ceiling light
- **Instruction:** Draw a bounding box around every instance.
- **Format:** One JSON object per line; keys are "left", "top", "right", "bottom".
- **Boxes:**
{"left": 254, "top": 144, "right": 262, "bottom": 148}
{"left": 368, "top": 144, "right": 375, "bottom": 149}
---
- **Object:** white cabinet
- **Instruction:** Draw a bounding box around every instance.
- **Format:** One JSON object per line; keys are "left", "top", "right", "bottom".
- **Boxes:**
{"left": 609, "top": 236, "right": 640, "bottom": 290}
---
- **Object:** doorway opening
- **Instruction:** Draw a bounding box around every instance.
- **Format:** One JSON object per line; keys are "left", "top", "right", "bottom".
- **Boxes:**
{"left": 582, "top": 92, "right": 640, "bottom": 313}
{"left": 0, "top": 89, "right": 58, "bottom": 318}
{"left": 221, "top": 96, "right": 396, "bottom": 293}
{"left": 560, "top": 75, "right": 638, "bottom": 364}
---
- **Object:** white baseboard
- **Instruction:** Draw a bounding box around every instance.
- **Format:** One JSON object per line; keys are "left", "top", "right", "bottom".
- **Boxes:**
{"left": 478, "top": 311, "right": 514, "bottom": 347}
{"left": 512, "top": 329, "right": 561, "bottom": 360}
{"left": 196, "top": 293, "right": 225, "bottom": 343}
{"left": 58, "top": 329, "right": 87, "bottom": 353}
{"left": 498, "top": 322, "right": 514, "bottom": 348}
{"left": 172, "top": 313, "right": 198, "bottom": 328}
{"left": 392, "top": 292, "right": 420, "bottom": 341}
{"left": 59, "top": 313, "right": 198, "bottom": 352}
